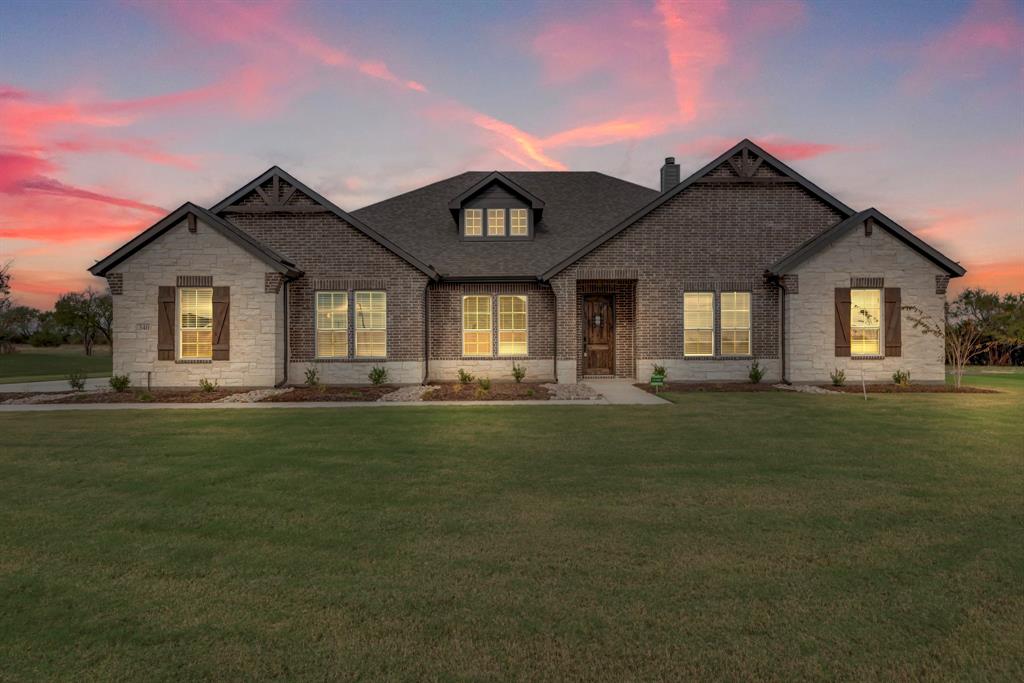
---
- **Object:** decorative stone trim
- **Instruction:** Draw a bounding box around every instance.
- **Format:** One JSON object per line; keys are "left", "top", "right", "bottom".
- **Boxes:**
{"left": 680, "top": 279, "right": 717, "bottom": 291}
{"left": 265, "top": 272, "right": 284, "bottom": 293}
{"left": 176, "top": 275, "right": 213, "bottom": 287}
{"left": 850, "top": 355, "right": 884, "bottom": 361}
{"left": 576, "top": 267, "right": 638, "bottom": 280}
{"left": 106, "top": 272, "right": 123, "bottom": 295}
{"left": 311, "top": 278, "right": 386, "bottom": 290}
{"left": 781, "top": 274, "right": 799, "bottom": 294}
{"left": 851, "top": 277, "right": 884, "bottom": 288}
{"left": 175, "top": 359, "right": 212, "bottom": 364}
{"left": 935, "top": 274, "right": 950, "bottom": 294}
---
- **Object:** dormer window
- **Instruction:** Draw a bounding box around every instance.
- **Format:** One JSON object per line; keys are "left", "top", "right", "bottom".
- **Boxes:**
{"left": 487, "top": 208, "right": 505, "bottom": 236}
{"left": 510, "top": 208, "right": 528, "bottom": 236}
{"left": 464, "top": 209, "right": 482, "bottom": 236}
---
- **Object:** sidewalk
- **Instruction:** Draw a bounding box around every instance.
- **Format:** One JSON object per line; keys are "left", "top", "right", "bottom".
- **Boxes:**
{"left": 0, "top": 377, "right": 110, "bottom": 393}
{"left": 581, "top": 378, "right": 670, "bottom": 405}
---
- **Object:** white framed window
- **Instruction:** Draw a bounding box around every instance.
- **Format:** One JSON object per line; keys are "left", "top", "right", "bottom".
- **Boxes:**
{"left": 463, "top": 295, "right": 492, "bottom": 356}
{"left": 464, "top": 208, "right": 482, "bottom": 237}
{"left": 851, "top": 289, "right": 881, "bottom": 356}
{"left": 510, "top": 208, "right": 528, "bottom": 236}
{"left": 720, "top": 291, "right": 751, "bottom": 355}
{"left": 355, "top": 291, "right": 386, "bottom": 357}
{"left": 683, "top": 292, "right": 714, "bottom": 357}
{"left": 179, "top": 287, "right": 213, "bottom": 359}
{"left": 316, "top": 291, "right": 348, "bottom": 358}
{"left": 486, "top": 208, "right": 505, "bottom": 236}
{"left": 498, "top": 295, "right": 527, "bottom": 355}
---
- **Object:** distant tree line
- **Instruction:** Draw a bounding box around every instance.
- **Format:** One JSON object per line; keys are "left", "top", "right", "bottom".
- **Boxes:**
{"left": 0, "top": 263, "right": 113, "bottom": 355}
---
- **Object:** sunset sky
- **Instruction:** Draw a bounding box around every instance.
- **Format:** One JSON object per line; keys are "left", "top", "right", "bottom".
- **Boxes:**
{"left": 1, "top": 0, "right": 1022, "bottom": 309}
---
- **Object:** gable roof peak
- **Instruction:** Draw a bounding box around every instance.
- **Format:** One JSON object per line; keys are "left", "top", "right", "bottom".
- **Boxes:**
{"left": 447, "top": 170, "right": 546, "bottom": 211}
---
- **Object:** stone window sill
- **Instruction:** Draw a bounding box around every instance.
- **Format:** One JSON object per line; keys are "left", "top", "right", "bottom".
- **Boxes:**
{"left": 311, "top": 358, "right": 389, "bottom": 363}
{"left": 851, "top": 355, "right": 885, "bottom": 361}
{"left": 682, "top": 355, "right": 754, "bottom": 361}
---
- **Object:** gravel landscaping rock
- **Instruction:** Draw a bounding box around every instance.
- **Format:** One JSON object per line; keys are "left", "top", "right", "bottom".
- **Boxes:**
{"left": 543, "top": 383, "right": 602, "bottom": 400}
{"left": 774, "top": 384, "right": 840, "bottom": 395}
{"left": 3, "top": 391, "right": 82, "bottom": 405}
{"left": 378, "top": 385, "right": 438, "bottom": 402}
{"left": 217, "top": 388, "right": 293, "bottom": 403}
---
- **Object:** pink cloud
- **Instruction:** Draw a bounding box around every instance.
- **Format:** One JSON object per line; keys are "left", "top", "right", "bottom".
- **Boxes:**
{"left": 52, "top": 136, "right": 199, "bottom": 170}
{"left": 903, "top": 0, "right": 1024, "bottom": 93}
{"left": 655, "top": 0, "right": 730, "bottom": 123}
{"left": 17, "top": 177, "right": 165, "bottom": 214}
{"left": 951, "top": 260, "right": 1024, "bottom": 294}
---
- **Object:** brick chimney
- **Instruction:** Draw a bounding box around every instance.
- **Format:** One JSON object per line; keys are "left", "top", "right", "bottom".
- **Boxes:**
{"left": 660, "top": 157, "right": 680, "bottom": 192}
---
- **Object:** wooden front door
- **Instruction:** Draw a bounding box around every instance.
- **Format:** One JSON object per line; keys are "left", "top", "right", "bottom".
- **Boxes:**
{"left": 583, "top": 295, "right": 614, "bottom": 375}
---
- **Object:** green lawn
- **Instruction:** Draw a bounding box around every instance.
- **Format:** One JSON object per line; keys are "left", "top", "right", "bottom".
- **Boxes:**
{"left": 0, "top": 345, "right": 112, "bottom": 384}
{"left": 1, "top": 376, "right": 1021, "bottom": 680}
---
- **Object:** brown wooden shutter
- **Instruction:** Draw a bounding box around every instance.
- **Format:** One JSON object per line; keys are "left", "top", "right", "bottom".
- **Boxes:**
{"left": 835, "top": 288, "right": 851, "bottom": 357}
{"left": 157, "top": 286, "right": 175, "bottom": 361}
{"left": 212, "top": 286, "right": 230, "bottom": 360}
{"left": 884, "top": 287, "right": 901, "bottom": 357}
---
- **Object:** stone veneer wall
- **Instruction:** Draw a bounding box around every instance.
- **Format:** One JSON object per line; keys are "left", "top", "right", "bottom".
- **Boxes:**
{"left": 550, "top": 155, "right": 845, "bottom": 383}
{"left": 426, "top": 282, "right": 555, "bottom": 382}
{"left": 786, "top": 224, "right": 947, "bottom": 383}
{"left": 110, "top": 219, "right": 284, "bottom": 387}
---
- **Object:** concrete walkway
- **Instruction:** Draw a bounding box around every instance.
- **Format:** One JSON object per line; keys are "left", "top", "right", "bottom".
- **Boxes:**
{"left": 0, "top": 377, "right": 109, "bottom": 393}
{"left": 1, "top": 398, "right": 624, "bottom": 412}
{"left": 581, "top": 378, "right": 670, "bottom": 405}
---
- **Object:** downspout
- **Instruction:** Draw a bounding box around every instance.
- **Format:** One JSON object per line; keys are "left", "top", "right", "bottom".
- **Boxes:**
{"left": 276, "top": 278, "right": 290, "bottom": 387}
{"left": 423, "top": 281, "right": 430, "bottom": 384}
{"left": 552, "top": 281, "right": 558, "bottom": 383}
{"left": 772, "top": 273, "right": 789, "bottom": 384}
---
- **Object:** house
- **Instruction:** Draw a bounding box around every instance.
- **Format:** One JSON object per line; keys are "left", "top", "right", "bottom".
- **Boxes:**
{"left": 89, "top": 139, "right": 965, "bottom": 387}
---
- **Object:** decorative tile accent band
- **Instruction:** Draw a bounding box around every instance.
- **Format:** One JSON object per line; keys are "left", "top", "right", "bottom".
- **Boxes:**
{"left": 575, "top": 267, "right": 638, "bottom": 280}
{"left": 935, "top": 275, "right": 950, "bottom": 295}
{"left": 311, "top": 278, "right": 387, "bottom": 290}
{"left": 851, "top": 277, "right": 884, "bottom": 288}
{"left": 176, "top": 275, "right": 213, "bottom": 287}
{"left": 264, "top": 273, "right": 284, "bottom": 293}
{"left": 781, "top": 274, "right": 799, "bottom": 294}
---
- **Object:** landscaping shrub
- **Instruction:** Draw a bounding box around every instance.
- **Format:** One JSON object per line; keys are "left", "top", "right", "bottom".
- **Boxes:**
{"left": 109, "top": 374, "right": 131, "bottom": 392}
{"left": 511, "top": 362, "right": 526, "bottom": 383}
{"left": 830, "top": 368, "right": 846, "bottom": 386}
{"left": 368, "top": 365, "right": 388, "bottom": 385}
{"left": 67, "top": 370, "right": 87, "bottom": 391}
{"left": 304, "top": 366, "right": 320, "bottom": 387}
{"left": 28, "top": 329, "right": 62, "bottom": 347}
{"left": 652, "top": 364, "right": 667, "bottom": 377}
{"left": 892, "top": 369, "right": 911, "bottom": 386}
{"left": 458, "top": 368, "right": 474, "bottom": 385}
{"left": 199, "top": 378, "right": 218, "bottom": 393}
{"left": 477, "top": 377, "right": 491, "bottom": 391}
{"left": 748, "top": 360, "right": 765, "bottom": 384}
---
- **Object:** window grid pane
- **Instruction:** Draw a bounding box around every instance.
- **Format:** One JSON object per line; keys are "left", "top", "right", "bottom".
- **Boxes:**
{"left": 464, "top": 209, "right": 482, "bottom": 236}
{"left": 498, "top": 295, "right": 527, "bottom": 355}
{"left": 683, "top": 292, "right": 714, "bottom": 356}
{"left": 316, "top": 291, "right": 348, "bottom": 357}
{"left": 355, "top": 291, "right": 386, "bottom": 357}
{"left": 487, "top": 208, "right": 505, "bottom": 236}
{"left": 463, "top": 296, "right": 492, "bottom": 355}
{"left": 851, "top": 289, "right": 881, "bottom": 356}
{"left": 180, "top": 287, "right": 213, "bottom": 359}
{"left": 510, "top": 208, "right": 528, "bottom": 236}
{"left": 720, "top": 291, "right": 751, "bottom": 355}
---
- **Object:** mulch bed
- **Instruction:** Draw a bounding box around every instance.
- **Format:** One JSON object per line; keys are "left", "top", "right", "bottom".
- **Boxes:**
{"left": 823, "top": 384, "right": 997, "bottom": 394}
{"left": 424, "top": 382, "right": 550, "bottom": 401}
{"left": 49, "top": 389, "right": 247, "bottom": 403}
{"left": 637, "top": 382, "right": 780, "bottom": 394}
{"left": 262, "top": 385, "right": 397, "bottom": 402}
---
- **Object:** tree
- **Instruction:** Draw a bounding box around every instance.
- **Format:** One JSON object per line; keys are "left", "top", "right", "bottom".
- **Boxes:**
{"left": 0, "top": 305, "right": 40, "bottom": 341}
{"left": 904, "top": 301, "right": 985, "bottom": 389}
{"left": 53, "top": 287, "right": 110, "bottom": 356}
{"left": 954, "top": 289, "right": 1024, "bottom": 365}
{"left": 0, "top": 261, "right": 14, "bottom": 354}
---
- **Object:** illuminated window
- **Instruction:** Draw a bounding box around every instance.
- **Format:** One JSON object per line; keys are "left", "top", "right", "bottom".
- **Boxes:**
{"left": 498, "top": 295, "right": 527, "bottom": 355}
{"left": 487, "top": 208, "right": 505, "bottom": 236}
{"left": 851, "top": 289, "right": 881, "bottom": 356}
{"left": 179, "top": 287, "right": 213, "bottom": 359}
{"left": 464, "top": 208, "right": 482, "bottom": 237}
{"left": 463, "top": 295, "right": 492, "bottom": 356}
{"left": 720, "top": 291, "right": 751, "bottom": 355}
{"left": 316, "top": 291, "right": 348, "bottom": 358}
{"left": 684, "top": 292, "right": 714, "bottom": 357}
{"left": 510, "top": 208, "right": 528, "bottom": 236}
{"left": 355, "top": 291, "right": 386, "bottom": 357}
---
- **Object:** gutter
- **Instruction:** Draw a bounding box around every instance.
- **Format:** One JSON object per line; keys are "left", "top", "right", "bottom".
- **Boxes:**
{"left": 766, "top": 271, "right": 789, "bottom": 384}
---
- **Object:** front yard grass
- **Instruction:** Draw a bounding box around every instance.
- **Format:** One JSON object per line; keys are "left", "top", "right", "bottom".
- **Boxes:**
{"left": 0, "top": 375, "right": 1021, "bottom": 680}
{"left": 0, "top": 344, "right": 112, "bottom": 384}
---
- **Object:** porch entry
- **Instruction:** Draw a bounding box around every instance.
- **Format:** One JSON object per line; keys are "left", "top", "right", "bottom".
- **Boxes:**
{"left": 583, "top": 295, "right": 615, "bottom": 375}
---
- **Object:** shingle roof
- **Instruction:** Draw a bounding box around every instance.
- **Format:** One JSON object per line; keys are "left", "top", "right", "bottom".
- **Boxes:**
{"left": 351, "top": 171, "right": 658, "bottom": 278}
